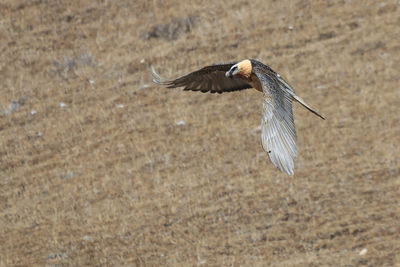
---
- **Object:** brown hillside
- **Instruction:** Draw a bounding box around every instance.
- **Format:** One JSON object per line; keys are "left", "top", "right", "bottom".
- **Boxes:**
{"left": 0, "top": 0, "right": 399, "bottom": 266}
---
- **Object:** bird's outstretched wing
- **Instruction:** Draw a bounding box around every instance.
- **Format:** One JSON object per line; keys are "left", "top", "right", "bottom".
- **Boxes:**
{"left": 275, "top": 74, "right": 325, "bottom": 120}
{"left": 256, "top": 71, "right": 298, "bottom": 175}
{"left": 151, "top": 63, "right": 252, "bottom": 94}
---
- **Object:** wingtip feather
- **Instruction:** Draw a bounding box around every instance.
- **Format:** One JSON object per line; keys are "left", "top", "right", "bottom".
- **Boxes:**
{"left": 150, "top": 66, "right": 163, "bottom": 84}
{"left": 151, "top": 66, "right": 174, "bottom": 86}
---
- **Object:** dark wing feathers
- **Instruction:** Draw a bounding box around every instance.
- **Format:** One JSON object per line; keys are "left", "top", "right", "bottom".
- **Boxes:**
{"left": 151, "top": 63, "right": 252, "bottom": 94}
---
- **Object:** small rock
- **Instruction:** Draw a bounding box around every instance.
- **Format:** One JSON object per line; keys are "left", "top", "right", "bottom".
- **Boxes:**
{"left": 2, "top": 101, "right": 19, "bottom": 116}
{"left": 142, "top": 16, "right": 196, "bottom": 40}
{"left": 359, "top": 248, "right": 367, "bottom": 256}
{"left": 62, "top": 171, "right": 75, "bottom": 179}
{"left": 82, "top": 235, "right": 92, "bottom": 241}
{"left": 47, "top": 252, "right": 68, "bottom": 259}
{"left": 140, "top": 84, "right": 150, "bottom": 90}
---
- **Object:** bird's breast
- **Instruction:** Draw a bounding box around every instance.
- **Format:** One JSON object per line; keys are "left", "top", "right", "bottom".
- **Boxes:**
{"left": 247, "top": 74, "right": 263, "bottom": 92}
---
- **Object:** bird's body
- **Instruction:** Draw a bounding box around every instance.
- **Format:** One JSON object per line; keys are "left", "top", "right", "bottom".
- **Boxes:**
{"left": 151, "top": 59, "right": 324, "bottom": 175}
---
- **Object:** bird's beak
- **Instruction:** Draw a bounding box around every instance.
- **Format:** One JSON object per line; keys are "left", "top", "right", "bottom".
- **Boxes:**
{"left": 225, "top": 70, "right": 233, "bottom": 79}
{"left": 226, "top": 66, "right": 240, "bottom": 79}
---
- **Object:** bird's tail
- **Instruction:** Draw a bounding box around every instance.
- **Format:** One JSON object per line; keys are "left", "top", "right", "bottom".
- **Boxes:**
{"left": 290, "top": 92, "right": 325, "bottom": 120}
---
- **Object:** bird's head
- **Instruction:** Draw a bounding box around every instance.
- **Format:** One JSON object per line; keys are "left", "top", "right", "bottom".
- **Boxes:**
{"left": 226, "top": 59, "right": 252, "bottom": 79}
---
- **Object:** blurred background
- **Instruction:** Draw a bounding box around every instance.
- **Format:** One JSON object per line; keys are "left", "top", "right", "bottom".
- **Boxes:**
{"left": 0, "top": 0, "right": 399, "bottom": 265}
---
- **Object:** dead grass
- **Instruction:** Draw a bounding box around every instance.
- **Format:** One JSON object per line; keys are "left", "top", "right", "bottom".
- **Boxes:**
{"left": 0, "top": 0, "right": 399, "bottom": 266}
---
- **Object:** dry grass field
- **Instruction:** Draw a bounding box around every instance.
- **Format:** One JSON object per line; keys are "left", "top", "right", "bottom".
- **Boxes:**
{"left": 1, "top": 0, "right": 399, "bottom": 266}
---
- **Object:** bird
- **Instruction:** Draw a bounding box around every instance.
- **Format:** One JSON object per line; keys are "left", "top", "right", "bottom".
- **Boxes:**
{"left": 151, "top": 59, "right": 325, "bottom": 175}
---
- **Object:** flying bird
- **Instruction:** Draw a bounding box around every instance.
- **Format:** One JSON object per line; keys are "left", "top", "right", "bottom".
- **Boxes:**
{"left": 151, "top": 59, "right": 325, "bottom": 175}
